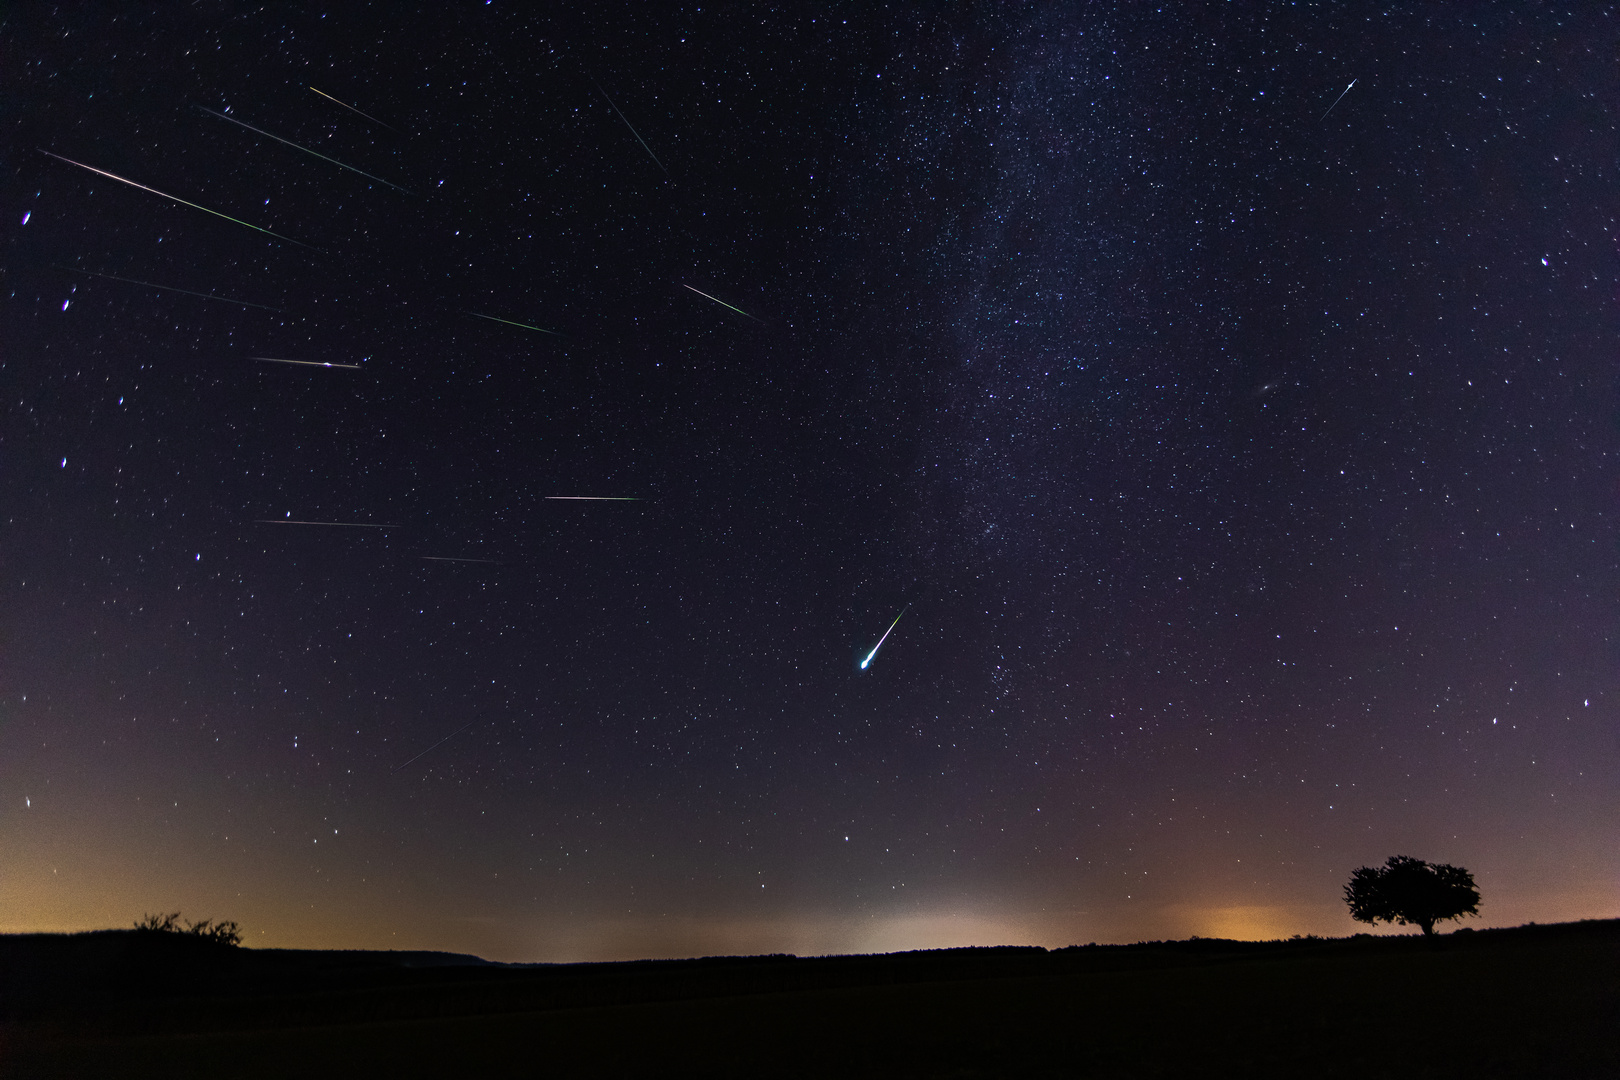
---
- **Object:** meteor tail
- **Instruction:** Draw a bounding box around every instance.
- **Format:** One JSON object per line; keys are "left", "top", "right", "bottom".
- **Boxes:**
{"left": 310, "top": 86, "right": 400, "bottom": 133}
{"left": 51, "top": 265, "right": 282, "bottom": 311}
{"left": 592, "top": 78, "right": 670, "bottom": 178}
{"left": 466, "top": 311, "right": 562, "bottom": 336}
{"left": 198, "top": 107, "right": 411, "bottom": 193}
{"left": 252, "top": 356, "right": 362, "bottom": 369}
{"left": 38, "top": 149, "right": 316, "bottom": 248}
{"left": 1320, "top": 78, "right": 1357, "bottom": 121}
{"left": 392, "top": 718, "right": 483, "bottom": 773}
{"left": 860, "top": 606, "right": 908, "bottom": 670}
{"left": 682, "top": 284, "right": 763, "bottom": 323}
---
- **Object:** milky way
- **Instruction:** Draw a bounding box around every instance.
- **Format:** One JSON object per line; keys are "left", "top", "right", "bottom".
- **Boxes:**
{"left": 2, "top": 5, "right": 1614, "bottom": 960}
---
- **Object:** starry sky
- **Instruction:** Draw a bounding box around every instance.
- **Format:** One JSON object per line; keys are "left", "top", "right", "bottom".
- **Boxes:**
{"left": 3, "top": 4, "right": 1616, "bottom": 962}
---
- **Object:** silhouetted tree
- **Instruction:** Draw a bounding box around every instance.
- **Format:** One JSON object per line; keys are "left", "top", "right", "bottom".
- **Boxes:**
{"left": 134, "top": 911, "right": 242, "bottom": 946}
{"left": 1344, "top": 855, "right": 1480, "bottom": 936}
{"left": 134, "top": 911, "right": 184, "bottom": 933}
{"left": 189, "top": 918, "right": 243, "bottom": 946}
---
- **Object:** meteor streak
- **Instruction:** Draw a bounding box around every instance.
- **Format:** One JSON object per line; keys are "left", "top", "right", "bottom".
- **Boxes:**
{"left": 252, "top": 356, "right": 363, "bottom": 369}
{"left": 37, "top": 150, "right": 314, "bottom": 248}
{"left": 309, "top": 86, "right": 400, "bottom": 132}
{"left": 198, "top": 107, "right": 411, "bottom": 193}
{"left": 421, "top": 556, "right": 501, "bottom": 564}
{"left": 592, "top": 78, "right": 670, "bottom": 178}
{"left": 392, "top": 718, "right": 483, "bottom": 773}
{"left": 545, "top": 496, "right": 641, "bottom": 501}
{"left": 860, "top": 606, "right": 907, "bottom": 670}
{"left": 1321, "top": 78, "right": 1357, "bottom": 120}
{"left": 466, "top": 311, "right": 562, "bottom": 335}
{"left": 254, "top": 519, "right": 396, "bottom": 528}
{"left": 682, "top": 284, "right": 762, "bottom": 322}
{"left": 51, "top": 265, "right": 281, "bottom": 311}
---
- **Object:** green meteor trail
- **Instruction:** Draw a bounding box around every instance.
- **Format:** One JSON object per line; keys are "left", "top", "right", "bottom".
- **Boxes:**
{"left": 38, "top": 150, "right": 315, "bottom": 248}
{"left": 592, "top": 78, "right": 669, "bottom": 178}
{"left": 682, "top": 284, "right": 762, "bottom": 322}
{"left": 466, "top": 311, "right": 562, "bottom": 336}
{"left": 198, "top": 107, "right": 411, "bottom": 193}
{"left": 51, "top": 265, "right": 282, "bottom": 311}
{"left": 860, "top": 606, "right": 907, "bottom": 670}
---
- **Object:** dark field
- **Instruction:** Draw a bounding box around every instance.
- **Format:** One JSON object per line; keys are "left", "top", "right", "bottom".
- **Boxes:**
{"left": 2, "top": 920, "right": 1616, "bottom": 1078}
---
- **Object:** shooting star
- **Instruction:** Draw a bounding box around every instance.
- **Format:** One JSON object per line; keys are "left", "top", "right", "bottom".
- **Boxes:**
{"left": 254, "top": 519, "right": 396, "bottom": 528}
{"left": 37, "top": 150, "right": 314, "bottom": 248}
{"left": 466, "top": 311, "right": 562, "bottom": 336}
{"left": 253, "top": 356, "right": 363, "bottom": 369}
{"left": 546, "top": 496, "right": 641, "bottom": 501}
{"left": 591, "top": 78, "right": 670, "bottom": 178}
{"left": 198, "top": 107, "right": 411, "bottom": 193}
{"left": 392, "top": 718, "right": 483, "bottom": 774}
{"left": 860, "top": 606, "right": 908, "bottom": 670}
{"left": 421, "top": 556, "right": 501, "bottom": 564}
{"left": 1320, "top": 78, "right": 1357, "bottom": 120}
{"left": 50, "top": 265, "right": 282, "bottom": 311}
{"left": 309, "top": 86, "right": 400, "bottom": 133}
{"left": 682, "top": 284, "right": 762, "bottom": 323}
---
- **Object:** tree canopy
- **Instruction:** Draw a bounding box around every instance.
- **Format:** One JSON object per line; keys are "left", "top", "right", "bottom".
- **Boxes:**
{"left": 1344, "top": 855, "right": 1480, "bottom": 936}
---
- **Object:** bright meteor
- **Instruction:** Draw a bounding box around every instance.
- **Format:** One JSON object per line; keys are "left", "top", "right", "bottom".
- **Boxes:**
{"left": 860, "top": 606, "right": 908, "bottom": 670}
{"left": 252, "top": 357, "right": 363, "bottom": 369}
{"left": 37, "top": 149, "right": 314, "bottom": 248}
{"left": 309, "top": 86, "right": 399, "bottom": 133}
{"left": 1321, "top": 78, "right": 1357, "bottom": 120}
{"left": 466, "top": 311, "right": 562, "bottom": 336}
{"left": 545, "top": 496, "right": 641, "bottom": 501}
{"left": 682, "top": 284, "right": 762, "bottom": 322}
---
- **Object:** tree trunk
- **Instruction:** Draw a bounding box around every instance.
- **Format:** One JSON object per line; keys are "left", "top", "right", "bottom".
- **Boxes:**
{"left": 1418, "top": 919, "right": 1435, "bottom": 937}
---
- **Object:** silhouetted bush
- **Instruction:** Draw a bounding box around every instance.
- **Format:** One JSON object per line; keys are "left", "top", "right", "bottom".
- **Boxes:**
{"left": 134, "top": 912, "right": 242, "bottom": 947}
{"left": 1344, "top": 855, "right": 1480, "bottom": 936}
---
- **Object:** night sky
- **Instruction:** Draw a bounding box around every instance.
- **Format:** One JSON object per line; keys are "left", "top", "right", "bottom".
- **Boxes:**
{"left": 4, "top": 4, "right": 1616, "bottom": 962}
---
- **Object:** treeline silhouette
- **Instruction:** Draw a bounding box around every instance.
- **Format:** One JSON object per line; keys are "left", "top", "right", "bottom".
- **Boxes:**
{"left": 133, "top": 911, "right": 243, "bottom": 947}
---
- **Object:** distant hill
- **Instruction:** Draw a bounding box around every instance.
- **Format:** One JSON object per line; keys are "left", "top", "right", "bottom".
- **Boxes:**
{"left": 0, "top": 929, "right": 505, "bottom": 1013}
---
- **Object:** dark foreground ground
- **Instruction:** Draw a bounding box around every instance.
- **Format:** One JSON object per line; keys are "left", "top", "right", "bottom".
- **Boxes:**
{"left": 1, "top": 919, "right": 1615, "bottom": 1078}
